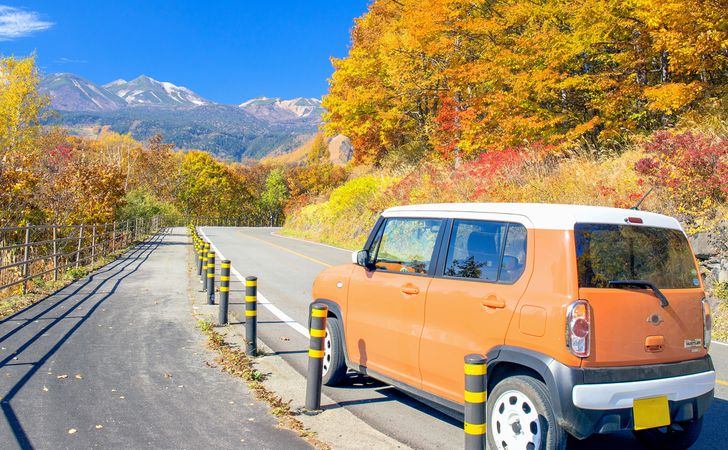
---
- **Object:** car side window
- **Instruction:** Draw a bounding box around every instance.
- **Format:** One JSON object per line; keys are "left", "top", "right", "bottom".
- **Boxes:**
{"left": 444, "top": 220, "right": 527, "bottom": 283}
{"left": 498, "top": 224, "right": 527, "bottom": 282}
{"left": 445, "top": 220, "right": 507, "bottom": 281}
{"left": 373, "top": 218, "right": 442, "bottom": 274}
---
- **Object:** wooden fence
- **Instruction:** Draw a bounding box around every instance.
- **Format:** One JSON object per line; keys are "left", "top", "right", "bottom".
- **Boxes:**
{"left": 0, "top": 216, "right": 161, "bottom": 296}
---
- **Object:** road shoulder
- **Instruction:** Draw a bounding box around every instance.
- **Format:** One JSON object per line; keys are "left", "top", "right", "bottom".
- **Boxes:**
{"left": 186, "top": 241, "right": 408, "bottom": 450}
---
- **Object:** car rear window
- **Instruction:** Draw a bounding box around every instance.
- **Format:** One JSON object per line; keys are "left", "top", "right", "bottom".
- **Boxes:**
{"left": 574, "top": 223, "right": 699, "bottom": 289}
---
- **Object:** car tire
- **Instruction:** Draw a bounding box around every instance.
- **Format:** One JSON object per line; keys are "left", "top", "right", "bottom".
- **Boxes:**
{"left": 321, "top": 317, "right": 347, "bottom": 386}
{"left": 632, "top": 417, "right": 702, "bottom": 450}
{"left": 487, "top": 375, "right": 567, "bottom": 450}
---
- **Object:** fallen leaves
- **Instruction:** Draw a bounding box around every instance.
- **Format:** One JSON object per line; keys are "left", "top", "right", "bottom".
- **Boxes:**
{"left": 68, "top": 428, "right": 77, "bottom": 435}
{"left": 57, "top": 374, "right": 68, "bottom": 379}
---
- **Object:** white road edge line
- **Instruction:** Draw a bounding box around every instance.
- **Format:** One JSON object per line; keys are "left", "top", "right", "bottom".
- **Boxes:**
{"left": 270, "top": 231, "right": 352, "bottom": 253}
{"left": 713, "top": 340, "right": 728, "bottom": 347}
{"left": 198, "top": 228, "right": 310, "bottom": 338}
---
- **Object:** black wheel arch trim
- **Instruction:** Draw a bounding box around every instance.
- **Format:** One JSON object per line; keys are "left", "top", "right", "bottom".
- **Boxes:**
{"left": 486, "top": 346, "right": 573, "bottom": 422}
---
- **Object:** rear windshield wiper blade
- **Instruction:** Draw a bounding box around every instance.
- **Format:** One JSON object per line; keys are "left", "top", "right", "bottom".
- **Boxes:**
{"left": 608, "top": 280, "right": 669, "bottom": 308}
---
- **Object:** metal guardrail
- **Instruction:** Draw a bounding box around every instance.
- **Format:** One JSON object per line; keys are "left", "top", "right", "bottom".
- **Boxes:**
{"left": 0, "top": 215, "right": 161, "bottom": 296}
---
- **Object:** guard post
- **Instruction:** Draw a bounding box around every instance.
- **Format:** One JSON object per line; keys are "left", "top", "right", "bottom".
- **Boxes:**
{"left": 218, "top": 260, "right": 231, "bottom": 325}
{"left": 245, "top": 276, "right": 258, "bottom": 355}
{"left": 200, "top": 243, "right": 209, "bottom": 285}
{"left": 464, "top": 354, "right": 487, "bottom": 450}
{"left": 305, "top": 303, "right": 328, "bottom": 411}
{"left": 206, "top": 251, "right": 216, "bottom": 304}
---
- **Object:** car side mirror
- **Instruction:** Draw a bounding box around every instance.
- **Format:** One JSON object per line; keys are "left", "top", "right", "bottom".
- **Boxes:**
{"left": 352, "top": 249, "right": 370, "bottom": 267}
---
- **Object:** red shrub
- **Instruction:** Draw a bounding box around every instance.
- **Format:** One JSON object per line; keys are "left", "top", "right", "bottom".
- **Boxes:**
{"left": 635, "top": 131, "right": 728, "bottom": 224}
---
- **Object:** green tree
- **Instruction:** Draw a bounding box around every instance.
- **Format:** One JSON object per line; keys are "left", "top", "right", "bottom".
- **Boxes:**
{"left": 261, "top": 168, "right": 289, "bottom": 226}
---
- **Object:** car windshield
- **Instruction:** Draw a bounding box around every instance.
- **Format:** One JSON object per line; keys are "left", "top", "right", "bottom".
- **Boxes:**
{"left": 574, "top": 223, "right": 699, "bottom": 289}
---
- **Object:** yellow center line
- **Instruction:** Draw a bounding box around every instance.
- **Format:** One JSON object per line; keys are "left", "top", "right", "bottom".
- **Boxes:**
{"left": 717, "top": 379, "right": 728, "bottom": 387}
{"left": 236, "top": 230, "right": 332, "bottom": 268}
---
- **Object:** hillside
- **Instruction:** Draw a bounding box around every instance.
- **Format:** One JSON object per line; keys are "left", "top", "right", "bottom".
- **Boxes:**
{"left": 262, "top": 133, "right": 353, "bottom": 166}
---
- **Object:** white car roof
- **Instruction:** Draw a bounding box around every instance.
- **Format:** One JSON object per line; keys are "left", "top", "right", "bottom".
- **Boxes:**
{"left": 382, "top": 203, "right": 683, "bottom": 231}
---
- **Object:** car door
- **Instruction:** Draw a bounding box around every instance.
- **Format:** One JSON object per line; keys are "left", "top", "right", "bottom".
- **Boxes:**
{"left": 346, "top": 217, "right": 444, "bottom": 388}
{"left": 419, "top": 217, "right": 532, "bottom": 403}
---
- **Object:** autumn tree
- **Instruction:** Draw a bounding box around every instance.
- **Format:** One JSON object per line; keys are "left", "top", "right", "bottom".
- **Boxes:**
{"left": 0, "top": 56, "right": 48, "bottom": 225}
{"left": 324, "top": 0, "right": 728, "bottom": 163}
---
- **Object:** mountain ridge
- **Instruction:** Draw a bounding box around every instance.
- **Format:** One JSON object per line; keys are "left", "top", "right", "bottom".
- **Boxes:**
{"left": 39, "top": 73, "right": 327, "bottom": 161}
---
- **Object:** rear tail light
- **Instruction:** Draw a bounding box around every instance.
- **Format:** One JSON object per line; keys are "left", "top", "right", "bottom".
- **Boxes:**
{"left": 566, "top": 300, "right": 591, "bottom": 358}
{"left": 702, "top": 298, "right": 712, "bottom": 350}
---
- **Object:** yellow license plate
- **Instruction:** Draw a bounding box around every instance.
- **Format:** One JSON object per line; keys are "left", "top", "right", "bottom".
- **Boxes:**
{"left": 633, "top": 396, "right": 670, "bottom": 430}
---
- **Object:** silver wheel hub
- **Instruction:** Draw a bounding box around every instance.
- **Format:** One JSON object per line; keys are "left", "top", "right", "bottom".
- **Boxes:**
{"left": 321, "top": 329, "right": 331, "bottom": 376}
{"left": 491, "top": 390, "right": 542, "bottom": 450}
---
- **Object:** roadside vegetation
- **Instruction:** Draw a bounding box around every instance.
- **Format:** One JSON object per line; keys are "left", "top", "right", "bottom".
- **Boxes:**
{"left": 281, "top": 0, "right": 728, "bottom": 320}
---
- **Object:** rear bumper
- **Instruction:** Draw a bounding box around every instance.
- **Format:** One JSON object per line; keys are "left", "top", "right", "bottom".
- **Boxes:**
{"left": 552, "top": 356, "right": 715, "bottom": 439}
{"left": 572, "top": 370, "right": 716, "bottom": 410}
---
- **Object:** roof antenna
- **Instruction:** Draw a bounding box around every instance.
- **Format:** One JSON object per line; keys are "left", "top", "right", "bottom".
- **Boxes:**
{"left": 631, "top": 187, "right": 654, "bottom": 210}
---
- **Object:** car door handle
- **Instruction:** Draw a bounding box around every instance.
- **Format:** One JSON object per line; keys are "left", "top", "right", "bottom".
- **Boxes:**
{"left": 401, "top": 286, "right": 420, "bottom": 295}
{"left": 481, "top": 296, "right": 505, "bottom": 309}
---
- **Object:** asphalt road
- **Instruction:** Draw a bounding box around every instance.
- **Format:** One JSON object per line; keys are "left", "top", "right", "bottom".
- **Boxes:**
{"left": 0, "top": 229, "right": 309, "bottom": 450}
{"left": 200, "top": 226, "right": 728, "bottom": 450}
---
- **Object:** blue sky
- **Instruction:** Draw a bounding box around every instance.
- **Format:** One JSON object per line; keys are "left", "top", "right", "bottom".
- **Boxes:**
{"left": 0, "top": 1, "right": 369, "bottom": 103}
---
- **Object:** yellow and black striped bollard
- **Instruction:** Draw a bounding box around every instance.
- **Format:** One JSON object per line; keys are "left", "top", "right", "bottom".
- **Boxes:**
{"left": 218, "top": 260, "right": 231, "bottom": 325}
{"left": 206, "top": 251, "right": 216, "bottom": 304}
{"left": 194, "top": 236, "right": 202, "bottom": 274}
{"left": 245, "top": 276, "right": 258, "bottom": 355}
{"left": 305, "top": 303, "right": 328, "bottom": 411}
{"left": 464, "top": 354, "right": 487, "bottom": 450}
{"left": 200, "top": 243, "right": 209, "bottom": 285}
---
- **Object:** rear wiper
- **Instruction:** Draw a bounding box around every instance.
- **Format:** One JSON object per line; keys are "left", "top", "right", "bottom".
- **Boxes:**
{"left": 608, "top": 280, "right": 669, "bottom": 308}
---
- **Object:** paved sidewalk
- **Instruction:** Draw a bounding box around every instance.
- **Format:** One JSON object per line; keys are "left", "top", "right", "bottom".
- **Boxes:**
{"left": 0, "top": 228, "right": 309, "bottom": 450}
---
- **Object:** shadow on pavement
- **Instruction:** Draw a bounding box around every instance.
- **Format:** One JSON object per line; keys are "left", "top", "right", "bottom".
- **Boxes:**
{"left": 0, "top": 231, "right": 168, "bottom": 450}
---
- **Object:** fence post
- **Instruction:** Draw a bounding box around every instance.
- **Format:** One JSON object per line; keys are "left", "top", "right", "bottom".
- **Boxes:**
{"left": 102, "top": 223, "right": 108, "bottom": 257}
{"left": 53, "top": 225, "right": 59, "bottom": 282}
{"left": 218, "top": 260, "right": 231, "bottom": 325}
{"left": 245, "top": 276, "right": 258, "bottom": 356}
{"left": 75, "top": 224, "right": 84, "bottom": 269}
{"left": 112, "top": 222, "right": 117, "bottom": 254}
{"left": 21, "top": 226, "right": 30, "bottom": 294}
{"left": 464, "top": 354, "right": 487, "bottom": 450}
{"left": 90, "top": 224, "right": 97, "bottom": 266}
{"left": 206, "top": 251, "right": 216, "bottom": 303}
{"left": 305, "top": 303, "right": 328, "bottom": 411}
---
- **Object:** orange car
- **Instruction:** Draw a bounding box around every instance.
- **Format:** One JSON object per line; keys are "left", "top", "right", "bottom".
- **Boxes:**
{"left": 311, "top": 203, "right": 715, "bottom": 450}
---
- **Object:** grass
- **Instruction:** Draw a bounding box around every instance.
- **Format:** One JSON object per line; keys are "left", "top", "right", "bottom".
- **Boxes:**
{"left": 713, "top": 282, "right": 728, "bottom": 342}
{"left": 196, "top": 320, "right": 330, "bottom": 449}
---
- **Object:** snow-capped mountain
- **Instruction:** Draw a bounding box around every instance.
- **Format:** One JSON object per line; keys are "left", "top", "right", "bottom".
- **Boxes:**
{"left": 238, "top": 96, "right": 324, "bottom": 122}
{"left": 277, "top": 98, "right": 323, "bottom": 118}
{"left": 41, "top": 72, "right": 326, "bottom": 160}
{"left": 40, "top": 73, "right": 126, "bottom": 111}
{"left": 104, "top": 75, "right": 210, "bottom": 107}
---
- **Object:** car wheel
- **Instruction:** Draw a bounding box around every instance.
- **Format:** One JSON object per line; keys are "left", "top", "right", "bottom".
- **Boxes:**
{"left": 487, "top": 375, "right": 567, "bottom": 450}
{"left": 321, "top": 317, "right": 347, "bottom": 386}
{"left": 632, "top": 417, "right": 702, "bottom": 450}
